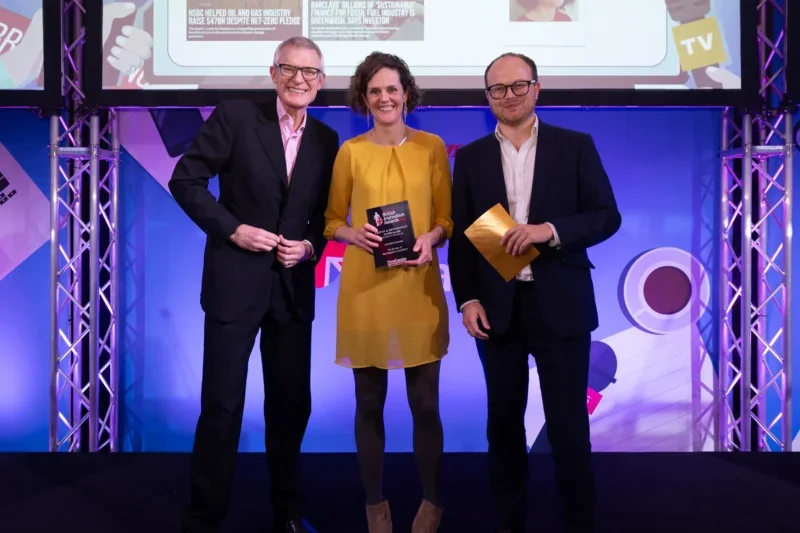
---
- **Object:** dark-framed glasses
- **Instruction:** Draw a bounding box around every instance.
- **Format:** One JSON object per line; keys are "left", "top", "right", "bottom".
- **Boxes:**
{"left": 276, "top": 63, "right": 321, "bottom": 80}
{"left": 486, "top": 80, "right": 537, "bottom": 100}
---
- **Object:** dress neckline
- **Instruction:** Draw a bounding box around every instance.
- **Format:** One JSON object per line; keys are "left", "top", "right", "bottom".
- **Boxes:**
{"left": 365, "top": 126, "right": 415, "bottom": 147}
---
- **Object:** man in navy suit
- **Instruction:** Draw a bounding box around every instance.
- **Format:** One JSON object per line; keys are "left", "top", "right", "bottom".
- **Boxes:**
{"left": 449, "top": 53, "right": 621, "bottom": 533}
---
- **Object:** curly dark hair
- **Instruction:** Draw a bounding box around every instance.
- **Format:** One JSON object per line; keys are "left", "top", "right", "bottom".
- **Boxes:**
{"left": 348, "top": 52, "right": 422, "bottom": 116}
{"left": 518, "top": 0, "right": 576, "bottom": 9}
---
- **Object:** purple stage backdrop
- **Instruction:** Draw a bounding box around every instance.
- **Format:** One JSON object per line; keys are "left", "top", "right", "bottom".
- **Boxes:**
{"left": 2, "top": 106, "right": 800, "bottom": 453}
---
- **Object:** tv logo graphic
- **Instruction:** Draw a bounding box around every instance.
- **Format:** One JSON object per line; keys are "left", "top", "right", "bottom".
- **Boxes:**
{"left": 0, "top": 173, "right": 17, "bottom": 205}
{"left": 672, "top": 17, "right": 727, "bottom": 71}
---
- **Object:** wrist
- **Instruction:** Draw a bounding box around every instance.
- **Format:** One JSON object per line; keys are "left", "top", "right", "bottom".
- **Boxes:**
{"left": 346, "top": 226, "right": 359, "bottom": 245}
{"left": 334, "top": 225, "right": 355, "bottom": 244}
{"left": 229, "top": 224, "right": 243, "bottom": 240}
{"left": 302, "top": 241, "right": 313, "bottom": 260}
{"left": 425, "top": 227, "right": 442, "bottom": 246}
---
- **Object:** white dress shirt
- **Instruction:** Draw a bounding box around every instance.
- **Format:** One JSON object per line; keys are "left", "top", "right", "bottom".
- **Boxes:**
{"left": 276, "top": 98, "right": 315, "bottom": 260}
{"left": 460, "top": 116, "right": 561, "bottom": 311}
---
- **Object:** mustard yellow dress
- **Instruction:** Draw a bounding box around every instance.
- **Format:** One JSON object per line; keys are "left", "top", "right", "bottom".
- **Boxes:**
{"left": 323, "top": 129, "right": 453, "bottom": 369}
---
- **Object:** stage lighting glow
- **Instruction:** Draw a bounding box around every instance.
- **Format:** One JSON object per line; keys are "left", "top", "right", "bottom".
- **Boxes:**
{"left": 0, "top": 347, "right": 32, "bottom": 422}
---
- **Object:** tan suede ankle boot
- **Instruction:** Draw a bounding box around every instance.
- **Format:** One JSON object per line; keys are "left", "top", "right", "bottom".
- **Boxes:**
{"left": 365, "top": 500, "right": 392, "bottom": 533}
{"left": 410, "top": 499, "right": 443, "bottom": 533}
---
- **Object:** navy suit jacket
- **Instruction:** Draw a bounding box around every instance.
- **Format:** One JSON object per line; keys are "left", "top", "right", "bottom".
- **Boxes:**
{"left": 168, "top": 99, "right": 339, "bottom": 324}
{"left": 449, "top": 121, "right": 621, "bottom": 338}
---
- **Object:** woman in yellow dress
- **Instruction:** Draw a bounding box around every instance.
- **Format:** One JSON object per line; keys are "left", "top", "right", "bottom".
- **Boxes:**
{"left": 323, "top": 52, "right": 452, "bottom": 533}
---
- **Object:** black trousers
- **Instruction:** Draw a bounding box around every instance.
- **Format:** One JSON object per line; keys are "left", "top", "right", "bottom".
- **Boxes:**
{"left": 182, "top": 275, "right": 312, "bottom": 532}
{"left": 477, "top": 282, "right": 595, "bottom": 533}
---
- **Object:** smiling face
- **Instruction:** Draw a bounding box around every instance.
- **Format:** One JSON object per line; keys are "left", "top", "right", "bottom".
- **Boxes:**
{"left": 364, "top": 67, "right": 407, "bottom": 127}
{"left": 270, "top": 44, "right": 325, "bottom": 112}
{"left": 485, "top": 55, "right": 539, "bottom": 127}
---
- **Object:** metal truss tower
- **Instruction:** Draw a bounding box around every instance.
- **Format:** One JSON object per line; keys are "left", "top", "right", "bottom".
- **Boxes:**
{"left": 718, "top": 0, "right": 794, "bottom": 451}
{"left": 49, "top": 0, "right": 120, "bottom": 452}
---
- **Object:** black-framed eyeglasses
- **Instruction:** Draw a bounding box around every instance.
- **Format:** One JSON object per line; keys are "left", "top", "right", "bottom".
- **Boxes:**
{"left": 486, "top": 80, "right": 537, "bottom": 100}
{"left": 275, "top": 63, "right": 322, "bottom": 80}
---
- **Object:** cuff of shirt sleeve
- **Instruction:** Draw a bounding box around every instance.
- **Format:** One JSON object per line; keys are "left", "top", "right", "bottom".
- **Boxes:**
{"left": 302, "top": 240, "right": 315, "bottom": 261}
{"left": 545, "top": 222, "right": 561, "bottom": 248}
{"left": 459, "top": 299, "right": 480, "bottom": 312}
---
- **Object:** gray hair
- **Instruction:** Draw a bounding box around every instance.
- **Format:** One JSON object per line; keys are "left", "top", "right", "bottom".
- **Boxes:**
{"left": 273, "top": 37, "right": 325, "bottom": 72}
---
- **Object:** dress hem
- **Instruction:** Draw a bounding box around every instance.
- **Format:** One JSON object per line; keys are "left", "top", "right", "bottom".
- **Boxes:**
{"left": 334, "top": 351, "right": 448, "bottom": 371}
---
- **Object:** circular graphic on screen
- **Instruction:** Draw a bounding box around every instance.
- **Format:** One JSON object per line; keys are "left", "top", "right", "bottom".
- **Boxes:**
{"left": 621, "top": 247, "right": 710, "bottom": 334}
{"left": 588, "top": 341, "right": 618, "bottom": 393}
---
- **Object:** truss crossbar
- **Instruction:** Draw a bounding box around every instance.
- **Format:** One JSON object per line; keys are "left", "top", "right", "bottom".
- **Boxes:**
{"left": 49, "top": 0, "right": 119, "bottom": 452}
{"left": 717, "top": 0, "right": 793, "bottom": 452}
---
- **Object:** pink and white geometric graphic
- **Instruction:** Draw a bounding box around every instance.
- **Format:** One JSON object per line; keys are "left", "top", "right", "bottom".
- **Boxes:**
{"left": 0, "top": 141, "right": 49, "bottom": 281}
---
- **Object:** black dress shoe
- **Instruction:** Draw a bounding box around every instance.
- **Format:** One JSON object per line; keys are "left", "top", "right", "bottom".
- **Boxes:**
{"left": 275, "top": 518, "right": 317, "bottom": 533}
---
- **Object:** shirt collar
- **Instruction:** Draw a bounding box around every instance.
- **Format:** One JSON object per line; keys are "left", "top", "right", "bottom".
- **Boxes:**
{"left": 494, "top": 114, "right": 538, "bottom": 143}
{"left": 276, "top": 97, "right": 307, "bottom": 132}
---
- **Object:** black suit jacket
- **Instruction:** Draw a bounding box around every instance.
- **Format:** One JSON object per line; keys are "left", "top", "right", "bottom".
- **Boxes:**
{"left": 449, "top": 121, "right": 621, "bottom": 338}
{"left": 168, "top": 99, "right": 339, "bottom": 324}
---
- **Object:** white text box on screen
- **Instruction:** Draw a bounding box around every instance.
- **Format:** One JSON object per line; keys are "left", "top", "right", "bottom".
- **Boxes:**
{"left": 157, "top": 0, "right": 671, "bottom": 78}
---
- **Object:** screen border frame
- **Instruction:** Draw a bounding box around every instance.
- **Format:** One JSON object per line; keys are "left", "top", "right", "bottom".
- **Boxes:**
{"left": 0, "top": 1, "right": 63, "bottom": 109}
{"left": 83, "top": 0, "right": 760, "bottom": 109}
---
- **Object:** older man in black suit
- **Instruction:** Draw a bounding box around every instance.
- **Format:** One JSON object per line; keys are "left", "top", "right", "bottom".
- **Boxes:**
{"left": 449, "top": 52, "right": 621, "bottom": 533}
{"left": 169, "top": 37, "right": 339, "bottom": 533}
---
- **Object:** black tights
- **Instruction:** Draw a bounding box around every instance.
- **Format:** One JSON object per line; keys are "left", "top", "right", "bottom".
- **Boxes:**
{"left": 354, "top": 360, "right": 443, "bottom": 507}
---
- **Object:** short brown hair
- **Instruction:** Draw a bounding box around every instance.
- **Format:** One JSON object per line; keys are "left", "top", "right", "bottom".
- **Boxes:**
{"left": 484, "top": 53, "right": 538, "bottom": 88}
{"left": 348, "top": 52, "right": 422, "bottom": 116}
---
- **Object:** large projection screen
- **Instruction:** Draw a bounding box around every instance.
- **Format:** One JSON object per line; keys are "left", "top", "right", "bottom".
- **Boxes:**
{"left": 0, "top": 0, "right": 62, "bottom": 108}
{"left": 84, "top": 0, "right": 758, "bottom": 108}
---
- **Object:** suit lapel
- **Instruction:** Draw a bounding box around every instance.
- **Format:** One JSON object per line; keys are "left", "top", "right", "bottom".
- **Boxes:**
{"left": 528, "top": 122, "right": 555, "bottom": 223}
{"left": 254, "top": 101, "right": 289, "bottom": 187}
{"left": 484, "top": 136, "right": 510, "bottom": 213}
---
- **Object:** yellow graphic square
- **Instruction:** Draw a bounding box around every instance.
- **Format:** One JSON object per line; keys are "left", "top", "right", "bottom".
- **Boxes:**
{"left": 671, "top": 17, "right": 727, "bottom": 72}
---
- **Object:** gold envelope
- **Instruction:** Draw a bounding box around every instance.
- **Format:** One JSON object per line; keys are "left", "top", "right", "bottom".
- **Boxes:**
{"left": 464, "top": 203, "right": 540, "bottom": 282}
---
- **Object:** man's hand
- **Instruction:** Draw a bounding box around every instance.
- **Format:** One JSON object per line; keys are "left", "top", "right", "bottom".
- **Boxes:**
{"left": 462, "top": 301, "right": 490, "bottom": 340}
{"left": 230, "top": 225, "right": 279, "bottom": 252}
{"left": 500, "top": 223, "right": 553, "bottom": 256}
{"left": 277, "top": 236, "right": 311, "bottom": 268}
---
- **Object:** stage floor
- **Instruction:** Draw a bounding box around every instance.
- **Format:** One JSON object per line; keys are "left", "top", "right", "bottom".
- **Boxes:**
{"left": 1, "top": 452, "right": 800, "bottom": 532}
